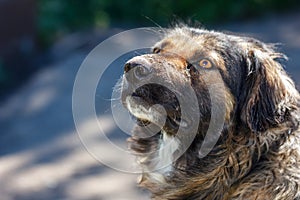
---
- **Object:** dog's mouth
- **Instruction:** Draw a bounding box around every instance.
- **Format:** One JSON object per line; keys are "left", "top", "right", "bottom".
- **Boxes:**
{"left": 123, "top": 84, "right": 185, "bottom": 135}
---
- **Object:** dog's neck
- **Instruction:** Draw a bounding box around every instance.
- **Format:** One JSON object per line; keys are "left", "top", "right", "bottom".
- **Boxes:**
{"left": 137, "top": 119, "right": 299, "bottom": 199}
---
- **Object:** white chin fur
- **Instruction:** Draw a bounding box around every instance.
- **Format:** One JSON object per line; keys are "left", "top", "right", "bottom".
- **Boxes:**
{"left": 156, "top": 130, "right": 180, "bottom": 173}
{"left": 143, "top": 131, "right": 180, "bottom": 184}
{"left": 126, "top": 96, "right": 180, "bottom": 183}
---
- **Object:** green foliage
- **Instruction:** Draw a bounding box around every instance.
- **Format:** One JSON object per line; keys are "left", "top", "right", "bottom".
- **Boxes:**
{"left": 38, "top": 0, "right": 300, "bottom": 47}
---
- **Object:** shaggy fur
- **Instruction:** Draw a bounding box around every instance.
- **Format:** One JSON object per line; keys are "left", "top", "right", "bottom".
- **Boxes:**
{"left": 121, "top": 26, "right": 300, "bottom": 200}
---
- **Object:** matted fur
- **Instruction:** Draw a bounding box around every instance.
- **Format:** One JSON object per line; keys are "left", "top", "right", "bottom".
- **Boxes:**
{"left": 122, "top": 26, "right": 300, "bottom": 200}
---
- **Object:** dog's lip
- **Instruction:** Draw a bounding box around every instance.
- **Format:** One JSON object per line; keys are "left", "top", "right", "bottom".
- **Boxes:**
{"left": 124, "top": 95, "right": 189, "bottom": 133}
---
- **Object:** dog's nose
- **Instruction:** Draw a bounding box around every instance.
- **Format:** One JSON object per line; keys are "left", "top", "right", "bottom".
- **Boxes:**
{"left": 124, "top": 61, "right": 152, "bottom": 80}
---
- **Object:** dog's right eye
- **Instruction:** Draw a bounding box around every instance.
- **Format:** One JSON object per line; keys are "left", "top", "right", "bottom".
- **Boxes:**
{"left": 199, "top": 59, "right": 212, "bottom": 69}
{"left": 153, "top": 47, "right": 161, "bottom": 54}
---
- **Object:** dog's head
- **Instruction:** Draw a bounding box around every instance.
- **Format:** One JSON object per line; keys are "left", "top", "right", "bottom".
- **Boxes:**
{"left": 121, "top": 26, "right": 299, "bottom": 162}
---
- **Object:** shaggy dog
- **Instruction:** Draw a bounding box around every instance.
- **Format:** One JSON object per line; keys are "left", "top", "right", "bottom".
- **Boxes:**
{"left": 121, "top": 26, "right": 300, "bottom": 200}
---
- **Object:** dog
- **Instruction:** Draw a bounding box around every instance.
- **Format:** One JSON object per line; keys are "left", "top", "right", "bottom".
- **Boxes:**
{"left": 121, "top": 26, "right": 300, "bottom": 200}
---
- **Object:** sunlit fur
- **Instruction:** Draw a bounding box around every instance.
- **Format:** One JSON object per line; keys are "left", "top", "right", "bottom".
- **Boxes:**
{"left": 123, "top": 26, "right": 300, "bottom": 200}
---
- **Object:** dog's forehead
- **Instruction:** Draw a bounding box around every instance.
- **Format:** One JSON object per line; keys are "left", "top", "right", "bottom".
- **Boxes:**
{"left": 154, "top": 28, "right": 228, "bottom": 71}
{"left": 155, "top": 28, "right": 230, "bottom": 60}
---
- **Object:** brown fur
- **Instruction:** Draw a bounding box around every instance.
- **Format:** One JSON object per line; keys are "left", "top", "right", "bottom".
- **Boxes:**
{"left": 122, "top": 26, "right": 300, "bottom": 200}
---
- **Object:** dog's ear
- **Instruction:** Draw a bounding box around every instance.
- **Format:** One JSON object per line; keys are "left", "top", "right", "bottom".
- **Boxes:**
{"left": 239, "top": 45, "right": 298, "bottom": 132}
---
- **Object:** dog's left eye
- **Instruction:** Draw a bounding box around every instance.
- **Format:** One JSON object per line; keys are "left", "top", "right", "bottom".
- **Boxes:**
{"left": 199, "top": 59, "right": 212, "bottom": 69}
{"left": 153, "top": 47, "right": 161, "bottom": 54}
{"left": 185, "top": 63, "right": 197, "bottom": 77}
{"left": 186, "top": 63, "right": 194, "bottom": 71}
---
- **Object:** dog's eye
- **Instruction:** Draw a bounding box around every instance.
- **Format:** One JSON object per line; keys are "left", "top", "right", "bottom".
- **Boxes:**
{"left": 186, "top": 63, "right": 197, "bottom": 77}
{"left": 199, "top": 59, "right": 212, "bottom": 69}
{"left": 153, "top": 47, "right": 161, "bottom": 54}
{"left": 186, "top": 63, "right": 193, "bottom": 71}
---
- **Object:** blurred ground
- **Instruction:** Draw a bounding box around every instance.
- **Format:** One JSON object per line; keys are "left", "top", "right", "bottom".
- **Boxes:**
{"left": 0, "top": 11, "right": 300, "bottom": 200}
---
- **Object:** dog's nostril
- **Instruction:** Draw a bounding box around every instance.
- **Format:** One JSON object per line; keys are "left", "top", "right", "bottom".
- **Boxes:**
{"left": 124, "top": 62, "right": 151, "bottom": 79}
{"left": 124, "top": 62, "right": 137, "bottom": 73}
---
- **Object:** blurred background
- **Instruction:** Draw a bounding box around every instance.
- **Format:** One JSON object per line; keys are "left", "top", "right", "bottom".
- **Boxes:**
{"left": 0, "top": 0, "right": 300, "bottom": 199}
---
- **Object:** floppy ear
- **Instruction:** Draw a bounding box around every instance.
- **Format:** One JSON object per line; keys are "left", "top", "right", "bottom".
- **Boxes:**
{"left": 239, "top": 46, "right": 298, "bottom": 132}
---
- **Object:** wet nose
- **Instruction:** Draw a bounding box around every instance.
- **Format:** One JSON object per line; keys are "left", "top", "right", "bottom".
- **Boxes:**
{"left": 124, "top": 61, "right": 152, "bottom": 80}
